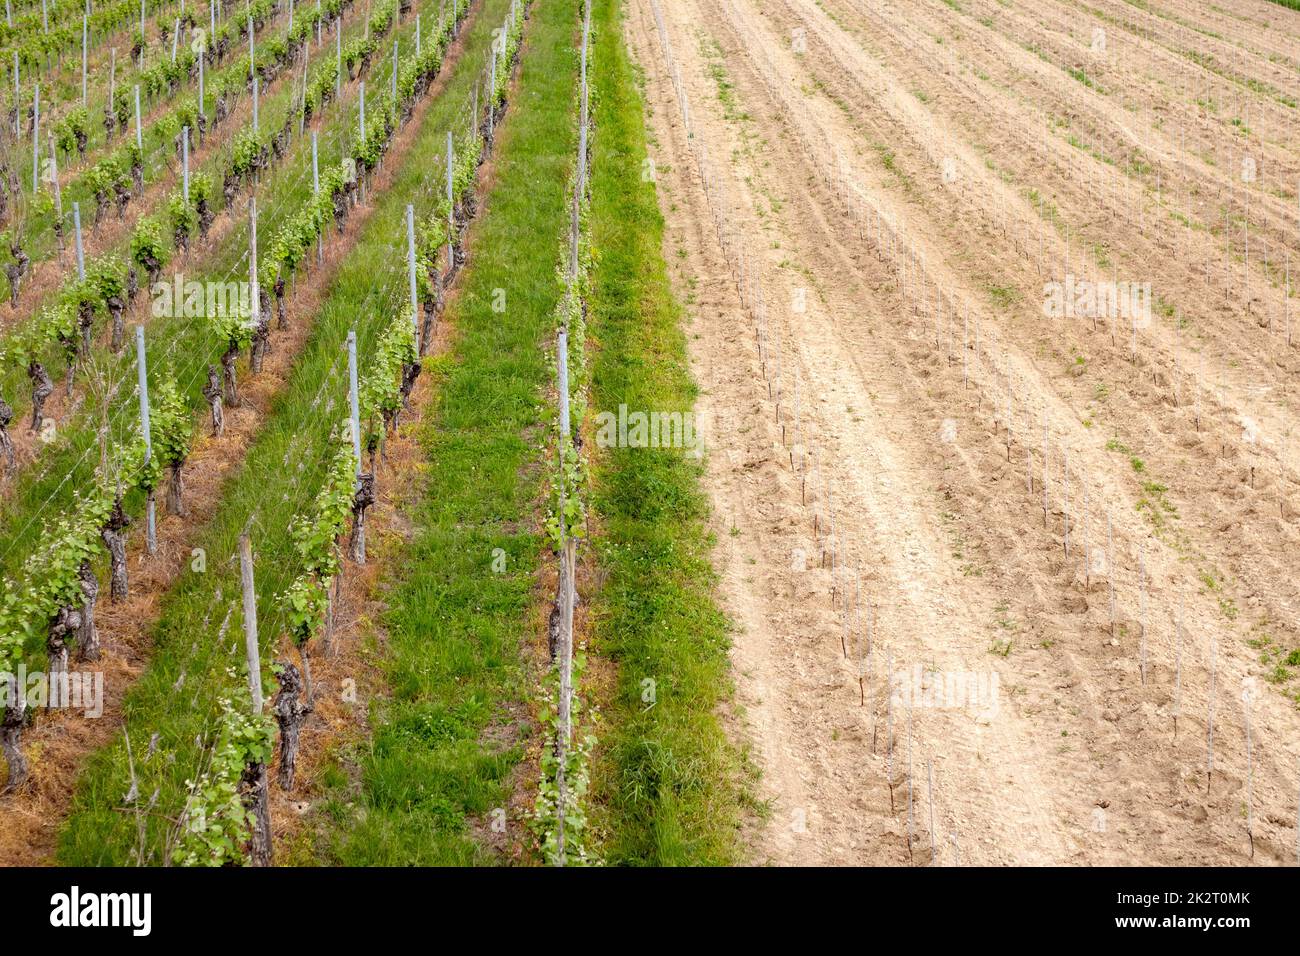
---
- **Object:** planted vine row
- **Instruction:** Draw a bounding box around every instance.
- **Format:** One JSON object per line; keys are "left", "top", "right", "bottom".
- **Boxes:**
{"left": 0, "top": 0, "right": 474, "bottom": 807}
{"left": 169, "top": 0, "right": 527, "bottom": 866}
{"left": 533, "top": 0, "right": 589, "bottom": 867}
{"left": 0, "top": 0, "right": 424, "bottom": 487}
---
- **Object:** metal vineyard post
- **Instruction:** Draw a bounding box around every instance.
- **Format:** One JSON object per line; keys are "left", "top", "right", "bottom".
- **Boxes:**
{"left": 136, "top": 326, "right": 156, "bottom": 554}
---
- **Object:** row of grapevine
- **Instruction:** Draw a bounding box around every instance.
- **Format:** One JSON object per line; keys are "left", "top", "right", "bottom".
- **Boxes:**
{"left": 3, "top": 0, "right": 340, "bottom": 308}
{"left": 403, "top": 0, "right": 524, "bottom": 349}
{"left": 533, "top": 0, "right": 590, "bottom": 867}
{"left": 0, "top": 0, "right": 179, "bottom": 74}
{"left": 0, "top": 0, "right": 410, "bottom": 481}
{"left": 0, "top": 0, "right": 285, "bottom": 265}
{"left": 12, "top": 0, "right": 238, "bottom": 168}
{"left": 187, "top": 2, "right": 527, "bottom": 867}
{"left": 0, "top": 0, "right": 474, "bottom": 798}
{"left": 280, "top": 415, "right": 359, "bottom": 683}
{"left": 245, "top": 0, "right": 459, "bottom": 369}
{"left": 3, "top": 0, "right": 371, "bottom": 312}
{"left": 271, "top": 313, "right": 410, "bottom": 789}
{"left": 0, "top": 359, "right": 190, "bottom": 788}
{"left": 0, "top": 0, "right": 280, "bottom": 317}
{"left": 51, "top": 0, "right": 276, "bottom": 151}
{"left": 169, "top": 696, "right": 276, "bottom": 866}
{"left": 0, "top": 0, "right": 211, "bottom": 195}
{"left": 273, "top": 0, "right": 522, "bottom": 744}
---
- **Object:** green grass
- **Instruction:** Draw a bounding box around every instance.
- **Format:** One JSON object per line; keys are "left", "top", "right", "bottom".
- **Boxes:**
{"left": 1066, "top": 66, "right": 1100, "bottom": 93}
{"left": 584, "top": 0, "right": 745, "bottom": 865}
{"left": 986, "top": 282, "right": 1020, "bottom": 310}
{"left": 311, "top": 0, "right": 578, "bottom": 865}
{"left": 54, "top": 0, "right": 508, "bottom": 865}
{"left": 698, "top": 35, "right": 746, "bottom": 122}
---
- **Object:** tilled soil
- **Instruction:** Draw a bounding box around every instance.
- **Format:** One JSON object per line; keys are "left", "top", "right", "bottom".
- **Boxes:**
{"left": 627, "top": 0, "right": 1300, "bottom": 865}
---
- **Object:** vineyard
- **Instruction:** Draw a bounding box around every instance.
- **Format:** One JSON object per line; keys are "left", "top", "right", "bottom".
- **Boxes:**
{"left": 0, "top": 0, "right": 1294, "bottom": 879}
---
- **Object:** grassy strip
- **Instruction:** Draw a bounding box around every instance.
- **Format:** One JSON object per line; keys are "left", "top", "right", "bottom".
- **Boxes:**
{"left": 583, "top": 0, "right": 746, "bottom": 865}
{"left": 55, "top": 0, "right": 506, "bottom": 865}
{"left": 311, "top": 0, "right": 577, "bottom": 865}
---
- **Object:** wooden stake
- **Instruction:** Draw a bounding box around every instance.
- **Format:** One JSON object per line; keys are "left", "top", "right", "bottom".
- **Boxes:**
{"left": 239, "top": 532, "right": 263, "bottom": 715}
{"left": 1244, "top": 688, "right": 1254, "bottom": 857}
{"left": 927, "top": 758, "right": 936, "bottom": 866}
{"left": 885, "top": 649, "right": 895, "bottom": 813}
{"left": 1138, "top": 546, "right": 1146, "bottom": 684}
{"left": 135, "top": 326, "right": 156, "bottom": 555}
{"left": 906, "top": 700, "right": 914, "bottom": 862}
{"left": 1206, "top": 633, "right": 1217, "bottom": 792}
{"left": 1106, "top": 512, "right": 1115, "bottom": 636}
{"left": 1173, "top": 597, "right": 1182, "bottom": 738}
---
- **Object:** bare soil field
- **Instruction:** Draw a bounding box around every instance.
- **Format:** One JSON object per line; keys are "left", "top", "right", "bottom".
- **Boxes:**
{"left": 627, "top": 0, "right": 1300, "bottom": 865}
